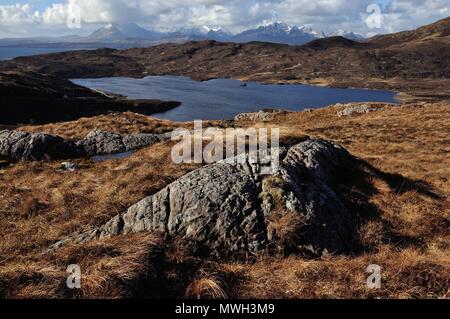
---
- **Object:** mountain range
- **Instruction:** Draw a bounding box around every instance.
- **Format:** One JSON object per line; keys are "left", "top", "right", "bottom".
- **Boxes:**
{"left": 0, "top": 22, "right": 364, "bottom": 48}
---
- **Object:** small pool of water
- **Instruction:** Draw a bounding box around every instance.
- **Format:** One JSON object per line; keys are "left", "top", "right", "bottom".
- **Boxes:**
{"left": 72, "top": 76, "right": 398, "bottom": 122}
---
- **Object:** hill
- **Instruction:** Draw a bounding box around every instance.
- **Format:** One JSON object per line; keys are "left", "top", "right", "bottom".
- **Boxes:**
{"left": 369, "top": 16, "right": 450, "bottom": 45}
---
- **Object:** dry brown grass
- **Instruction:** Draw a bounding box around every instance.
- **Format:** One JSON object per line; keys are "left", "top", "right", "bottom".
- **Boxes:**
{"left": 260, "top": 176, "right": 306, "bottom": 251}
{"left": 218, "top": 245, "right": 449, "bottom": 299}
{"left": 18, "top": 112, "right": 186, "bottom": 139}
{"left": 17, "top": 112, "right": 227, "bottom": 140}
{"left": 0, "top": 101, "right": 449, "bottom": 299}
{"left": 0, "top": 140, "right": 201, "bottom": 298}
{"left": 0, "top": 233, "right": 164, "bottom": 298}
{"left": 185, "top": 270, "right": 228, "bottom": 299}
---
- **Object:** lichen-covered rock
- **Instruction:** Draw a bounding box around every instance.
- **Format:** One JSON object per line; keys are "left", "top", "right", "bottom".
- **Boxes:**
{"left": 51, "top": 139, "right": 357, "bottom": 257}
{"left": 0, "top": 130, "right": 81, "bottom": 161}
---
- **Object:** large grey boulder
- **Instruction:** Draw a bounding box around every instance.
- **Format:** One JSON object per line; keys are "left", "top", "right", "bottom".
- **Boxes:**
{"left": 51, "top": 139, "right": 357, "bottom": 257}
{"left": 0, "top": 130, "right": 81, "bottom": 161}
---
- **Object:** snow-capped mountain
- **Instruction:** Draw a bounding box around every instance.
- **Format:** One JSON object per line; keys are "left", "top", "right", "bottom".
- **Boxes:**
{"left": 233, "top": 22, "right": 325, "bottom": 45}
{"left": 87, "top": 22, "right": 364, "bottom": 44}
{"left": 87, "top": 23, "right": 234, "bottom": 43}
{"left": 162, "top": 26, "right": 233, "bottom": 41}
{"left": 87, "top": 23, "right": 162, "bottom": 42}
{"left": 326, "top": 30, "right": 364, "bottom": 41}
{"left": 203, "top": 27, "right": 234, "bottom": 41}
{"left": 0, "top": 22, "right": 364, "bottom": 48}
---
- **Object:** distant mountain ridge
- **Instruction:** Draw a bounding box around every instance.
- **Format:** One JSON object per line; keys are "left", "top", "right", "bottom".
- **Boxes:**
{"left": 232, "top": 22, "right": 325, "bottom": 44}
{"left": 0, "top": 22, "right": 365, "bottom": 47}
{"left": 87, "top": 23, "right": 163, "bottom": 42}
{"left": 87, "top": 22, "right": 363, "bottom": 44}
{"left": 327, "top": 30, "right": 364, "bottom": 41}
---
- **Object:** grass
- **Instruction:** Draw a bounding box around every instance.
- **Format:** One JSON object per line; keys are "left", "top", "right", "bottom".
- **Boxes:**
{"left": 0, "top": 101, "right": 449, "bottom": 298}
{"left": 18, "top": 112, "right": 186, "bottom": 139}
{"left": 260, "top": 176, "right": 306, "bottom": 252}
{"left": 185, "top": 270, "right": 228, "bottom": 299}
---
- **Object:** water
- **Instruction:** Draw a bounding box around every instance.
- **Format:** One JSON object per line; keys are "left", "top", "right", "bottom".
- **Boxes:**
{"left": 72, "top": 76, "right": 398, "bottom": 122}
{"left": 0, "top": 47, "right": 87, "bottom": 60}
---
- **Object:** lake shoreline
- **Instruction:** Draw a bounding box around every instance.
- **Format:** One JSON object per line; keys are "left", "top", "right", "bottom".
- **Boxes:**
{"left": 1, "top": 39, "right": 448, "bottom": 103}
{"left": 72, "top": 75, "right": 398, "bottom": 122}
{"left": 0, "top": 71, "right": 181, "bottom": 125}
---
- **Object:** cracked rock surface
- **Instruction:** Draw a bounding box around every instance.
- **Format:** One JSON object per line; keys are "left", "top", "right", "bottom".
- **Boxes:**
{"left": 51, "top": 139, "right": 357, "bottom": 257}
{"left": 0, "top": 129, "right": 170, "bottom": 162}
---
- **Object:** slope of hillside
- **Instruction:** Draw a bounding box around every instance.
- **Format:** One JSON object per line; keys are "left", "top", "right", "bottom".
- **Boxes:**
{"left": 369, "top": 16, "right": 450, "bottom": 45}
{"left": 0, "top": 101, "right": 448, "bottom": 298}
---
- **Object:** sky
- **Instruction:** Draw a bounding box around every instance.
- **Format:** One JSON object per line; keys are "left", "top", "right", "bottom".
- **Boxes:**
{"left": 0, "top": 0, "right": 449, "bottom": 38}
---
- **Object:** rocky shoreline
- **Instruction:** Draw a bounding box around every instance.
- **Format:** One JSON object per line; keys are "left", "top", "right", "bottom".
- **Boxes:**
{"left": 0, "top": 71, "right": 180, "bottom": 125}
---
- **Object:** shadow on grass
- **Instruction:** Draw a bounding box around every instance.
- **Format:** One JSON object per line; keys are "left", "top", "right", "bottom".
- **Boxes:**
{"left": 131, "top": 237, "right": 248, "bottom": 299}
{"left": 335, "top": 157, "right": 444, "bottom": 253}
{"left": 359, "top": 160, "right": 444, "bottom": 200}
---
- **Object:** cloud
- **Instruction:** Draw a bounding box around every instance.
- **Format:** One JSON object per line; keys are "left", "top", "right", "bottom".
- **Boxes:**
{"left": 0, "top": 0, "right": 449, "bottom": 37}
{"left": 0, "top": 4, "right": 40, "bottom": 26}
{"left": 42, "top": 3, "right": 68, "bottom": 25}
{"left": 380, "top": 0, "right": 450, "bottom": 33}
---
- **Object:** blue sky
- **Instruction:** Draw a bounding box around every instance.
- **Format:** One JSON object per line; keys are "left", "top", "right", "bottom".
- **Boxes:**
{"left": 0, "top": 0, "right": 449, "bottom": 38}
{"left": 1, "top": 0, "right": 55, "bottom": 10}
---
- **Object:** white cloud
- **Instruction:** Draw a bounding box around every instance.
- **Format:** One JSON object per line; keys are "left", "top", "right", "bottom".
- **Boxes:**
{"left": 0, "top": 4, "right": 40, "bottom": 26}
{"left": 42, "top": 3, "right": 68, "bottom": 25}
{"left": 380, "top": 0, "right": 450, "bottom": 33}
{"left": 0, "top": 0, "right": 449, "bottom": 37}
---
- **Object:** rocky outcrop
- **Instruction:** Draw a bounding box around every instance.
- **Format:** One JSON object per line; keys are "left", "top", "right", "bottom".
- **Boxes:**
{"left": 0, "top": 130, "right": 82, "bottom": 162}
{"left": 0, "top": 129, "right": 170, "bottom": 162}
{"left": 50, "top": 139, "right": 357, "bottom": 257}
{"left": 77, "top": 130, "right": 170, "bottom": 156}
{"left": 337, "top": 104, "right": 384, "bottom": 117}
{"left": 234, "top": 109, "right": 287, "bottom": 122}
